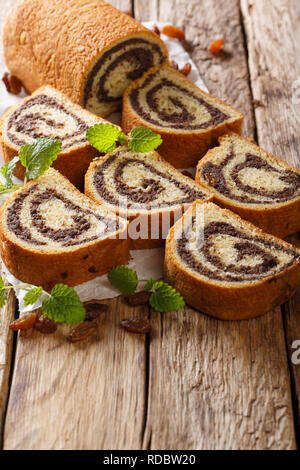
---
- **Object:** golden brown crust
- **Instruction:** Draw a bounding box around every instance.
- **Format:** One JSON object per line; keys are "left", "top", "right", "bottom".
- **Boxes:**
{"left": 164, "top": 202, "right": 300, "bottom": 320}
{"left": 0, "top": 86, "right": 111, "bottom": 189}
{"left": 3, "top": 0, "right": 168, "bottom": 108}
{"left": 122, "top": 65, "right": 243, "bottom": 168}
{"left": 0, "top": 170, "right": 130, "bottom": 290}
{"left": 195, "top": 134, "right": 300, "bottom": 238}
{"left": 84, "top": 151, "right": 213, "bottom": 249}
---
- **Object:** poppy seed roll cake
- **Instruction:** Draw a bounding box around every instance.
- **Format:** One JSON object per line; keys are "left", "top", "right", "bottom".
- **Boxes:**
{"left": 164, "top": 201, "right": 300, "bottom": 320}
{"left": 0, "top": 86, "right": 110, "bottom": 189}
{"left": 122, "top": 64, "right": 243, "bottom": 168}
{"left": 196, "top": 133, "right": 300, "bottom": 238}
{"left": 3, "top": 0, "right": 169, "bottom": 117}
{"left": 0, "top": 169, "right": 129, "bottom": 290}
{"left": 85, "top": 148, "right": 213, "bottom": 249}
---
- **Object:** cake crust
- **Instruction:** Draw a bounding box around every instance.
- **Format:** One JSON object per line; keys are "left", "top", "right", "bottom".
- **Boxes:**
{"left": 122, "top": 64, "right": 244, "bottom": 168}
{"left": 164, "top": 201, "right": 300, "bottom": 320}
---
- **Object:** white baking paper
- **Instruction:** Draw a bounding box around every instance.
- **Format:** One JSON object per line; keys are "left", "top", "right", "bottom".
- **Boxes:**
{"left": 0, "top": 21, "right": 207, "bottom": 311}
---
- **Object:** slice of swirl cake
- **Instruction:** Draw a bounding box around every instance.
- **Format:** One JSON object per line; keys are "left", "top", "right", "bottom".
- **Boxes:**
{"left": 0, "top": 168, "right": 129, "bottom": 290}
{"left": 0, "top": 86, "right": 111, "bottom": 189}
{"left": 3, "top": 0, "right": 169, "bottom": 117}
{"left": 122, "top": 64, "right": 244, "bottom": 168}
{"left": 85, "top": 148, "right": 213, "bottom": 249}
{"left": 195, "top": 133, "right": 300, "bottom": 238}
{"left": 164, "top": 201, "right": 300, "bottom": 320}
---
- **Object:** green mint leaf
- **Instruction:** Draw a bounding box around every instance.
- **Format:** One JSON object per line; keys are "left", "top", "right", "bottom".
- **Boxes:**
{"left": 0, "top": 276, "right": 7, "bottom": 308}
{"left": 1, "top": 156, "right": 19, "bottom": 188}
{"left": 18, "top": 138, "right": 61, "bottom": 181}
{"left": 128, "top": 127, "right": 162, "bottom": 153}
{"left": 24, "top": 287, "right": 43, "bottom": 306}
{"left": 149, "top": 281, "right": 185, "bottom": 313}
{"left": 86, "top": 123, "right": 121, "bottom": 153}
{"left": 119, "top": 132, "right": 128, "bottom": 146}
{"left": 41, "top": 284, "right": 85, "bottom": 324}
{"left": 144, "top": 278, "right": 155, "bottom": 292}
{"left": 108, "top": 266, "right": 138, "bottom": 295}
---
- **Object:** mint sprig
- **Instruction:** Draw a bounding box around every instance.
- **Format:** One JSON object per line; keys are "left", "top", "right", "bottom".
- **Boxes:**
{"left": 0, "top": 275, "right": 85, "bottom": 325}
{"left": 86, "top": 124, "right": 162, "bottom": 154}
{"left": 0, "top": 138, "right": 62, "bottom": 196}
{"left": 107, "top": 266, "right": 185, "bottom": 313}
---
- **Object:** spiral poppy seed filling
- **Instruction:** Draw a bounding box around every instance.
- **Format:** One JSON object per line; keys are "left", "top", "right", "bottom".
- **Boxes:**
{"left": 83, "top": 38, "right": 165, "bottom": 114}
{"left": 129, "top": 75, "right": 229, "bottom": 130}
{"left": 6, "top": 93, "right": 91, "bottom": 151}
{"left": 201, "top": 144, "right": 300, "bottom": 204}
{"left": 175, "top": 205, "right": 300, "bottom": 283}
{"left": 6, "top": 183, "right": 121, "bottom": 249}
{"left": 91, "top": 149, "right": 209, "bottom": 212}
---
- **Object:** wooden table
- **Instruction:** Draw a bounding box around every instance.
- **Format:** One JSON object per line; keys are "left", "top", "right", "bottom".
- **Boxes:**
{"left": 0, "top": 0, "right": 299, "bottom": 450}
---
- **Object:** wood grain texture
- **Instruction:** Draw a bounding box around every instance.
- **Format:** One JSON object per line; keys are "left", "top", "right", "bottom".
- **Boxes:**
{"left": 241, "top": 0, "right": 300, "bottom": 442}
{"left": 135, "top": 0, "right": 297, "bottom": 450}
{"left": 134, "top": 0, "right": 255, "bottom": 137}
{"left": 0, "top": 268, "right": 15, "bottom": 446}
{"left": 4, "top": 297, "right": 148, "bottom": 450}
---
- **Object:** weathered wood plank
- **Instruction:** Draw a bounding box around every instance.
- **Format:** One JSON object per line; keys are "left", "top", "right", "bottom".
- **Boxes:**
{"left": 134, "top": 0, "right": 255, "bottom": 137}
{"left": 2, "top": 0, "right": 148, "bottom": 451}
{"left": 4, "top": 297, "right": 148, "bottom": 450}
{"left": 0, "top": 269, "right": 15, "bottom": 447}
{"left": 241, "top": 0, "right": 300, "bottom": 440}
{"left": 135, "top": 0, "right": 296, "bottom": 450}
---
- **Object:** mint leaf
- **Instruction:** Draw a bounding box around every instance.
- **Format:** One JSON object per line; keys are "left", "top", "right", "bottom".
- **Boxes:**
{"left": 24, "top": 286, "right": 43, "bottom": 306}
{"left": 149, "top": 281, "right": 185, "bottom": 313}
{"left": 144, "top": 278, "right": 155, "bottom": 292}
{"left": 41, "top": 284, "right": 85, "bottom": 324}
{"left": 18, "top": 138, "right": 61, "bottom": 182}
{"left": 1, "top": 156, "right": 19, "bottom": 188}
{"left": 86, "top": 123, "right": 121, "bottom": 153}
{"left": 0, "top": 276, "right": 7, "bottom": 308}
{"left": 128, "top": 127, "right": 162, "bottom": 153}
{"left": 108, "top": 266, "right": 138, "bottom": 295}
{"left": 119, "top": 132, "right": 128, "bottom": 146}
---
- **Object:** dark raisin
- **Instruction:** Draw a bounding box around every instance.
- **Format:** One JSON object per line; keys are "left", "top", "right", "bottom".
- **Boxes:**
{"left": 179, "top": 62, "right": 192, "bottom": 76}
{"left": 84, "top": 302, "right": 109, "bottom": 321}
{"left": 2, "top": 72, "right": 23, "bottom": 94}
{"left": 124, "top": 291, "right": 151, "bottom": 306}
{"left": 67, "top": 321, "right": 98, "bottom": 343}
{"left": 153, "top": 24, "right": 161, "bottom": 36}
{"left": 34, "top": 315, "right": 57, "bottom": 334}
{"left": 119, "top": 317, "right": 151, "bottom": 334}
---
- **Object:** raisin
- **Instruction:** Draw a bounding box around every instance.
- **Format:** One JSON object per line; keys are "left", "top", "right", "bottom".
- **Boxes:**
{"left": 119, "top": 317, "right": 151, "bottom": 334}
{"left": 84, "top": 301, "right": 109, "bottom": 321}
{"left": 67, "top": 321, "right": 98, "bottom": 343}
{"left": 152, "top": 24, "right": 161, "bottom": 36}
{"left": 209, "top": 38, "right": 224, "bottom": 54}
{"left": 34, "top": 315, "right": 57, "bottom": 334}
{"left": 162, "top": 25, "right": 185, "bottom": 40}
{"left": 179, "top": 63, "right": 192, "bottom": 76}
{"left": 2, "top": 72, "right": 23, "bottom": 94}
{"left": 171, "top": 60, "right": 179, "bottom": 70}
{"left": 10, "top": 313, "right": 37, "bottom": 331}
{"left": 124, "top": 291, "right": 151, "bottom": 306}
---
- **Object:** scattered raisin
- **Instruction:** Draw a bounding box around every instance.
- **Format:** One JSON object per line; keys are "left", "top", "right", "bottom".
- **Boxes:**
{"left": 119, "top": 317, "right": 151, "bottom": 334}
{"left": 2, "top": 72, "right": 23, "bottom": 94}
{"left": 34, "top": 315, "right": 57, "bottom": 334}
{"left": 171, "top": 60, "right": 179, "bottom": 70}
{"left": 84, "top": 302, "right": 109, "bottom": 321}
{"left": 152, "top": 24, "right": 161, "bottom": 36}
{"left": 124, "top": 291, "right": 151, "bottom": 306}
{"left": 67, "top": 321, "right": 98, "bottom": 343}
{"left": 162, "top": 25, "right": 185, "bottom": 40}
{"left": 209, "top": 38, "right": 224, "bottom": 54}
{"left": 10, "top": 313, "right": 38, "bottom": 331}
{"left": 179, "top": 62, "right": 192, "bottom": 76}
{"left": 181, "top": 170, "right": 193, "bottom": 179}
